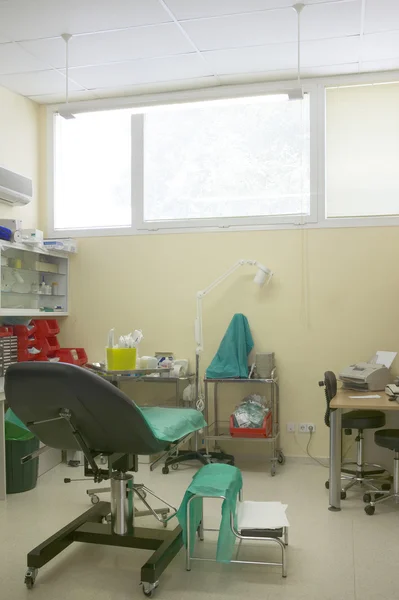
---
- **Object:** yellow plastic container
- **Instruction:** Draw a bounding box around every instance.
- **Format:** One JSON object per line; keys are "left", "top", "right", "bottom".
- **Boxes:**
{"left": 106, "top": 348, "right": 137, "bottom": 371}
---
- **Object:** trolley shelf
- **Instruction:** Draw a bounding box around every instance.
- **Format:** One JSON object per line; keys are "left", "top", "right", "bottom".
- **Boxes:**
{"left": 205, "top": 421, "right": 280, "bottom": 443}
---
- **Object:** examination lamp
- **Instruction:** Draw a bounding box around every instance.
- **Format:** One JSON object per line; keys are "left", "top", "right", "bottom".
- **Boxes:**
{"left": 194, "top": 259, "right": 273, "bottom": 407}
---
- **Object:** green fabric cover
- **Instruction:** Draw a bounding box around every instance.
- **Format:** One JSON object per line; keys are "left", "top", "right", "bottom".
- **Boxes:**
{"left": 176, "top": 463, "right": 243, "bottom": 563}
{"left": 139, "top": 407, "right": 206, "bottom": 443}
{"left": 206, "top": 313, "right": 254, "bottom": 379}
{"left": 5, "top": 409, "right": 35, "bottom": 441}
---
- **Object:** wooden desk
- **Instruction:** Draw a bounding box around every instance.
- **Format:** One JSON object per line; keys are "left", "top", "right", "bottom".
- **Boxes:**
{"left": 329, "top": 388, "right": 399, "bottom": 511}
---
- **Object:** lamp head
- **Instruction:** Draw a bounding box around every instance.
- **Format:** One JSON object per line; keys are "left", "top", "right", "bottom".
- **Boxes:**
{"left": 253, "top": 263, "right": 273, "bottom": 287}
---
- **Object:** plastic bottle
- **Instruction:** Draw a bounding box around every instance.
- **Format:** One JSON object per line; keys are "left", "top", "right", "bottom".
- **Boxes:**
{"left": 40, "top": 277, "right": 46, "bottom": 294}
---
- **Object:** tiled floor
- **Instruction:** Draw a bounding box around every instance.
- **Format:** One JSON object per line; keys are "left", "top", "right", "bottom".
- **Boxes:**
{"left": 0, "top": 459, "right": 398, "bottom": 600}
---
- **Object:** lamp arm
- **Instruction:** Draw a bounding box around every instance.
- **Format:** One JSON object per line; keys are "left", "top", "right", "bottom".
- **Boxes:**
{"left": 195, "top": 259, "right": 256, "bottom": 355}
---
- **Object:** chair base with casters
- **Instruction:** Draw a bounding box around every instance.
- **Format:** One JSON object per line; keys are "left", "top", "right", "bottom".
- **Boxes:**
{"left": 365, "top": 429, "right": 399, "bottom": 515}
{"left": 5, "top": 362, "right": 210, "bottom": 597}
{"left": 319, "top": 374, "right": 391, "bottom": 499}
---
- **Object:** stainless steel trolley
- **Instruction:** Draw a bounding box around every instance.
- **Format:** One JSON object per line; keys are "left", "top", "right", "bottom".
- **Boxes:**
{"left": 204, "top": 368, "right": 284, "bottom": 476}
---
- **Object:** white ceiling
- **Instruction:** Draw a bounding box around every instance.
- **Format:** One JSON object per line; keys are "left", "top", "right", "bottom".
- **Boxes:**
{"left": 0, "top": 0, "right": 398, "bottom": 104}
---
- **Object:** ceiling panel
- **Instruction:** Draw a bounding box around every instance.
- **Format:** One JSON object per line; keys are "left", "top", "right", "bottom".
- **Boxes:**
{"left": 203, "top": 44, "right": 296, "bottom": 75}
{"left": 21, "top": 24, "right": 194, "bottom": 70}
{"left": 182, "top": 8, "right": 297, "bottom": 51}
{"left": 0, "top": 42, "right": 46, "bottom": 74}
{"left": 28, "top": 89, "right": 99, "bottom": 104}
{"left": 0, "top": 69, "right": 83, "bottom": 96}
{"left": 301, "top": 36, "right": 360, "bottom": 67}
{"left": 165, "top": 0, "right": 294, "bottom": 20}
{"left": 364, "top": 0, "right": 399, "bottom": 34}
{"left": 361, "top": 31, "right": 399, "bottom": 62}
{"left": 67, "top": 54, "right": 213, "bottom": 89}
{"left": 301, "top": 0, "right": 362, "bottom": 41}
{"left": 361, "top": 56, "right": 399, "bottom": 72}
{"left": 0, "top": 0, "right": 171, "bottom": 41}
{"left": 302, "top": 62, "right": 359, "bottom": 77}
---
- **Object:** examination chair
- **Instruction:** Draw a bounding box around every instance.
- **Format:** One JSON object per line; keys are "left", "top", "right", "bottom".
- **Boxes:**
{"left": 319, "top": 371, "right": 391, "bottom": 499}
{"left": 5, "top": 362, "right": 204, "bottom": 598}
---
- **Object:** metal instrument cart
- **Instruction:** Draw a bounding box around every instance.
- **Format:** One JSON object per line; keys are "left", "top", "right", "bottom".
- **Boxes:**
{"left": 204, "top": 368, "right": 284, "bottom": 476}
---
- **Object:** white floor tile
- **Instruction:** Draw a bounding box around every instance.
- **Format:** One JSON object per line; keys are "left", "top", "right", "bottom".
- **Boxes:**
{"left": 0, "top": 459, "right": 396, "bottom": 600}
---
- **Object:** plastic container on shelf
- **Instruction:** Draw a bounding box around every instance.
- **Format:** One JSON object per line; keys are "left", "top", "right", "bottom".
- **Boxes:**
{"left": 0, "top": 326, "right": 13, "bottom": 337}
{"left": 13, "top": 323, "right": 37, "bottom": 337}
{"left": 106, "top": 347, "right": 136, "bottom": 371}
{"left": 56, "top": 348, "right": 88, "bottom": 366}
{"left": 32, "top": 319, "right": 60, "bottom": 337}
{"left": 229, "top": 412, "right": 273, "bottom": 438}
{"left": 17, "top": 349, "right": 36, "bottom": 362}
{"left": 17, "top": 336, "right": 37, "bottom": 349}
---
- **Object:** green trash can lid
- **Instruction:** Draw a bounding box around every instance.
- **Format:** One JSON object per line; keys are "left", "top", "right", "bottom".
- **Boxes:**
{"left": 5, "top": 409, "right": 35, "bottom": 441}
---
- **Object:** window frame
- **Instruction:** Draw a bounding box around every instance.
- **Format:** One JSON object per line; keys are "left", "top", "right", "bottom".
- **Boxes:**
{"left": 46, "top": 72, "right": 399, "bottom": 238}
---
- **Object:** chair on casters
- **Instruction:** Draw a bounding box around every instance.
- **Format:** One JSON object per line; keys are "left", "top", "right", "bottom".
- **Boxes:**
{"left": 5, "top": 362, "right": 207, "bottom": 597}
{"left": 365, "top": 430, "right": 399, "bottom": 515}
{"left": 319, "top": 371, "right": 391, "bottom": 499}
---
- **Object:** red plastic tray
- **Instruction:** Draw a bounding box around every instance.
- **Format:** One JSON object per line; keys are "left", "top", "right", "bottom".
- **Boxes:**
{"left": 56, "top": 348, "right": 88, "bottom": 366}
{"left": 17, "top": 335, "right": 38, "bottom": 349}
{"left": 18, "top": 349, "right": 36, "bottom": 362}
{"left": 13, "top": 323, "right": 36, "bottom": 337}
{"left": 32, "top": 319, "right": 60, "bottom": 338}
{"left": 229, "top": 412, "right": 273, "bottom": 438}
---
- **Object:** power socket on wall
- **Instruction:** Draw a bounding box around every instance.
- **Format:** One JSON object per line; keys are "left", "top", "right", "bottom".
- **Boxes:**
{"left": 299, "top": 423, "right": 316, "bottom": 433}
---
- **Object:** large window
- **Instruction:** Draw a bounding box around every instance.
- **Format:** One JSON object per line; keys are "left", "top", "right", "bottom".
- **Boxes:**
{"left": 52, "top": 91, "right": 313, "bottom": 235}
{"left": 326, "top": 82, "right": 399, "bottom": 219}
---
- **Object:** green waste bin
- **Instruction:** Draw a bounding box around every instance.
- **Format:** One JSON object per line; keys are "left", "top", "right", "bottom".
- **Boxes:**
{"left": 5, "top": 409, "right": 39, "bottom": 494}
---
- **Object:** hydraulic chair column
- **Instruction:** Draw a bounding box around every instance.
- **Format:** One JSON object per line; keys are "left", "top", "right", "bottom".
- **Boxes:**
{"left": 111, "top": 472, "right": 134, "bottom": 535}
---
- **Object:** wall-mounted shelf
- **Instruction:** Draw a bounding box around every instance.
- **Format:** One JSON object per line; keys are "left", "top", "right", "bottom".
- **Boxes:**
{"left": 0, "top": 242, "right": 69, "bottom": 317}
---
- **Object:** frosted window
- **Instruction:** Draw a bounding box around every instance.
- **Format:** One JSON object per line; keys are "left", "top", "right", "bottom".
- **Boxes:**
{"left": 143, "top": 95, "right": 310, "bottom": 222}
{"left": 326, "top": 82, "right": 399, "bottom": 218}
{"left": 54, "top": 110, "right": 131, "bottom": 230}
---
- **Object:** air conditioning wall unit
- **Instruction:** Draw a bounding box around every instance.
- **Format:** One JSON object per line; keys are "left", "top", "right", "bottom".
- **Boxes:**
{"left": 0, "top": 165, "right": 32, "bottom": 206}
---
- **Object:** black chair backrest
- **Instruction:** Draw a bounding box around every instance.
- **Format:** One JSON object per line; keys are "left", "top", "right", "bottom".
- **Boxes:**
{"left": 5, "top": 363, "right": 168, "bottom": 455}
{"left": 318, "top": 371, "right": 337, "bottom": 428}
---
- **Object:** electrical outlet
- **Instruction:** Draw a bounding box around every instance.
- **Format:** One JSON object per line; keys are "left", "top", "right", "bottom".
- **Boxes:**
{"left": 286, "top": 422, "right": 296, "bottom": 433}
{"left": 299, "top": 423, "right": 316, "bottom": 433}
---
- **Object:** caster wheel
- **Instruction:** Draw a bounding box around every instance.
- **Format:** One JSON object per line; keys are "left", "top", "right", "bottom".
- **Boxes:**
{"left": 162, "top": 466, "right": 169, "bottom": 475}
{"left": 142, "top": 581, "right": 159, "bottom": 597}
{"left": 365, "top": 504, "right": 375, "bottom": 516}
{"left": 381, "top": 483, "right": 391, "bottom": 491}
{"left": 277, "top": 451, "right": 286, "bottom": 465}
{"left": 325, "top": 481, "right": 329, "bottom": 490}
{"left": 363, "top": 493, "right": 371, "bottom": 504}
{"left": 24, "top": 568, "right": 38, "bottom": 589}
{"left": 341, "top": 491, "right": 347, "bottom": 500}
{"left": 271, "top": 466, "right": 276, "bottom": 477}
{"left": 171, "top": 463, "right": 179, "bottom": 471}
{"left": 90, "top": 494, "right": 100, "bottom": 505}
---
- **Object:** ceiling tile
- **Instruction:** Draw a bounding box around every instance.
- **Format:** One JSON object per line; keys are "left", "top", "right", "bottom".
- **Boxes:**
{"left": 165, "top": 0, "right": 294, "bottom": 20}
{"left": 0, "top": 31, "right": 9, "bottom": 43}
{"left": 0, "top": 42, "right": 47, "bottom": 74}
{"left": 203, "top": 43, "right": 296, "bottom": 75}
{"left": 361, "top": 56, "right": 399, "bottom": 73}
{"left": 203, "top": 36, "right": 360, "bottom": 76}
{"left": 21, "top": 23, "right": 194, "bottom": 70}
{"left": 67, "top": 54, "right": 213, "bottom": 89}
{"left": 364, "top": 0, "right": 399, "bottom": 34}
{"left": 0, "top": 0, "right": 171, "bottom": 41}
{"left": 92, "top": 76, "right": 218, "bottom": 99}
{"left": 301, "top": 0, "right": 362, "bottom": 41}
{"left": 28, "top": 89, "right": 99, "bottom": 104}
{"left": 0, "top": 69, "right": 83, "bottom": 96}
{"left": 361, "top": 31, "right": 399, "bottom": 62}
{"left": 302, "top": 63, "right": 359, "bottom": 77}
{"left": 182, "top": 8, "right": 297, "bottom": 51}
{"left": 301, "top": 36, "right": 360, "bottom": 67}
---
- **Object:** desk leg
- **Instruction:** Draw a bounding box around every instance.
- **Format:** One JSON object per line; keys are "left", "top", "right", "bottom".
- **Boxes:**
{"left": 0, "top": 402, "right": 6, "bottom": 500}
{"left": 329, "top": 408, "right": 342, "bottom": 512}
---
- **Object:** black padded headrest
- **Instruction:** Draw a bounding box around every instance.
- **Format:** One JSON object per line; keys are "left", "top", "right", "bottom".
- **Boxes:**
{"left": 5, "top": 362, "right": 168, "bottom": 455}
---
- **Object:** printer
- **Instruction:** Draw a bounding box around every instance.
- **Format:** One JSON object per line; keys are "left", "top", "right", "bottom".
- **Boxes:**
{"left": 339, "top": 362, "right": 393, "bottom": 391}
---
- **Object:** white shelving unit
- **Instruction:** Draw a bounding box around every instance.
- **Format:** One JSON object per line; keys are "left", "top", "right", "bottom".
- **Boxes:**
{"left": 0, "top": 240, "right": 69, "bottom": 317}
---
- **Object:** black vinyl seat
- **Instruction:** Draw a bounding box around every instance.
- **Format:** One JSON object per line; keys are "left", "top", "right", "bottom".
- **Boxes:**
{"left": 374, "top": 429, "right": 399, "bottom": 451}
{"left": 365, "top": 429, "right": 399, "bottom": 515}
{"left": 343, "top": 410, "right": 385, "bottom": 430}
{"left": 319, "top": 371, "right": 390, "bottom": 500}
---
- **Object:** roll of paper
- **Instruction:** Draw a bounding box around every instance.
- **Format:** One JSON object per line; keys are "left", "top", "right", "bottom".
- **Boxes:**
{"left": 174, "top": 359, "right": 189, "bottom": 375}
{"left": 13, "top": 230, "right": 22, "bottom": 243}
{"left": 171, "top": 364, "right": 184, "bottom": 378}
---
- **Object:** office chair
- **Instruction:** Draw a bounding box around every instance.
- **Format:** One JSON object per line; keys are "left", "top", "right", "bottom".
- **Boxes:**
{"left": 364, "top": 429, "right": 399, "bottom": 515}
{"left": 5, "top": 362, "right": 207, "bottom": 597}
{"left": 319, "top": 371, "right": 391, "bottom": 498}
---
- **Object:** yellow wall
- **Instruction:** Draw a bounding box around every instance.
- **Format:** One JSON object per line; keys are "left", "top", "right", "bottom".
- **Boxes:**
{"left": 0, "top": 86, "right": 40, "bottom": 228}
{"left": 58, "top": 225, "right": 399, "bottom": 458}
